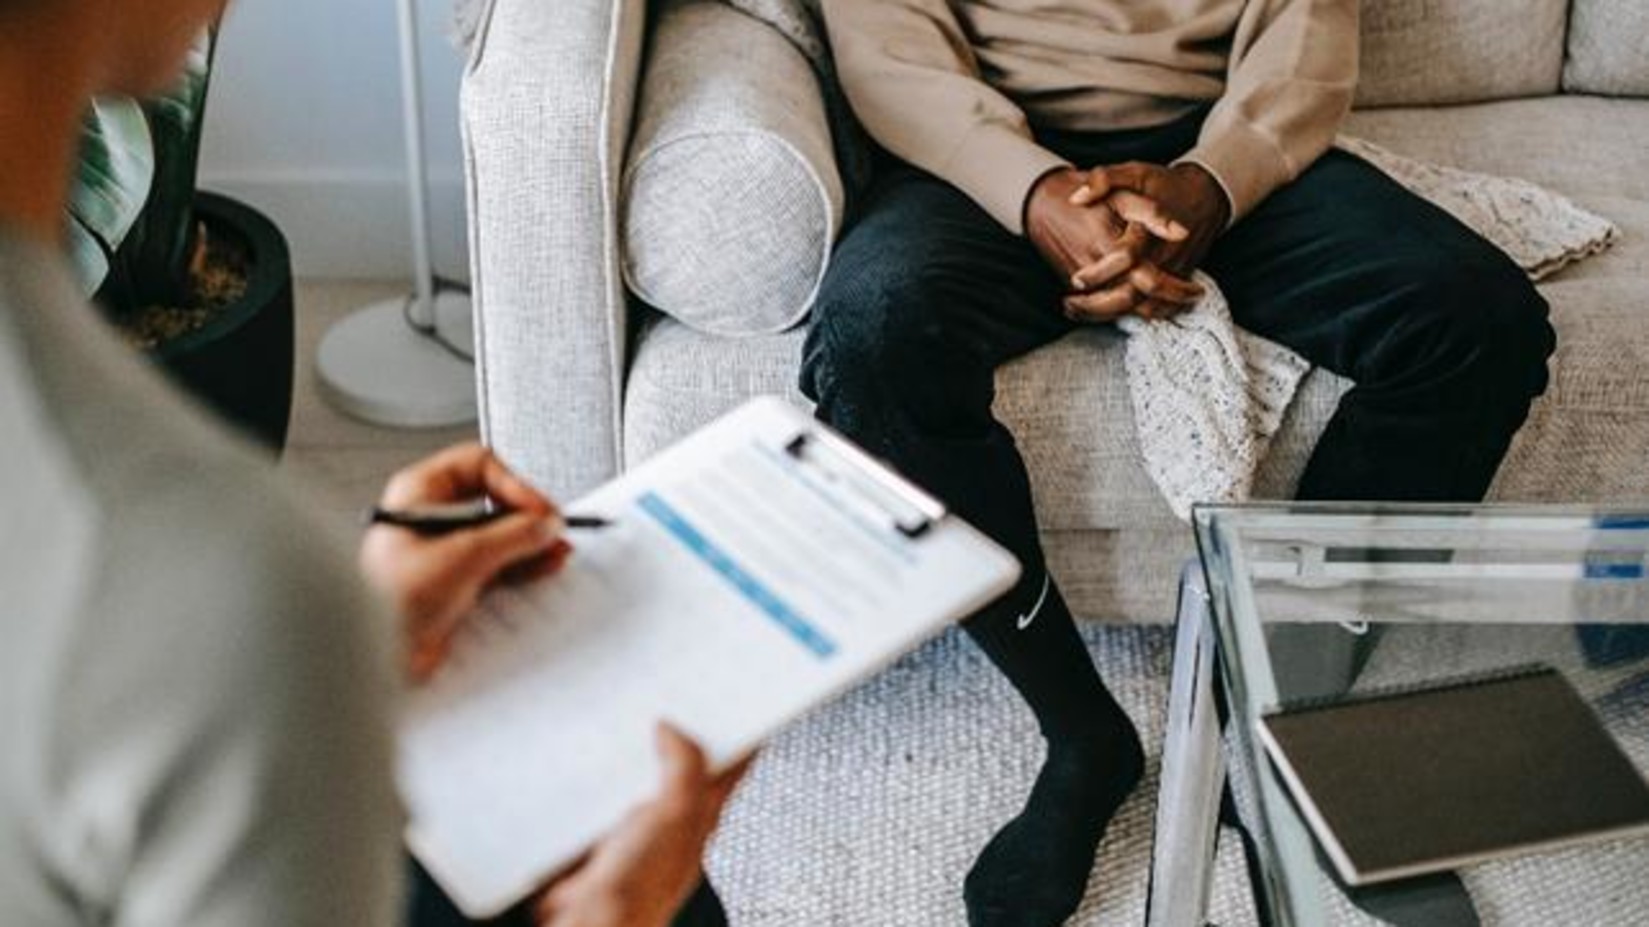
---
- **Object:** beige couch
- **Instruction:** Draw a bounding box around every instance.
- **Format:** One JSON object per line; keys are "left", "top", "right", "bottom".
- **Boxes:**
{"left": 462, "top": 0, "right": 1649, "bottom": 622}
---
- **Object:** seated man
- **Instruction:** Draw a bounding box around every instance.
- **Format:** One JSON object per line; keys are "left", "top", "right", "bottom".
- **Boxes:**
{"left": 808, "top": 2, "right": 1556, "bottom": 925}
{"left": 0, "top": 2, "right": 740, "bottom": 925}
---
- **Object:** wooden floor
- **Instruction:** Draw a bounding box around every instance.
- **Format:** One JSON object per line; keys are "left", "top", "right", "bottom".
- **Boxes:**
{"left": 282, "top": 280, "right": 480, "bottom": 536}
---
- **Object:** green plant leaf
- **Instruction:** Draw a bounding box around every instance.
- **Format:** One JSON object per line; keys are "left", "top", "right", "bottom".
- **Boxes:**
{"left": 115, "top": 28, "right": 217, "bottom": 310}
{"left": 147, "top": 33, "right": 213, "bottom": 136}
{"left": 65, "top": 216, "right": 111, "bottom": 295}
{"left": 67, "top": 97, "right": 154, "bottom": 295}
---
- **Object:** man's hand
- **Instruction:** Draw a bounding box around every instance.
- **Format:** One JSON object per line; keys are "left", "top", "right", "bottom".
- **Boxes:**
{"left": 1025, "top": 166, "right": 1202, "bottom": 323}
{"left": 1066, "top": 161, "right": 1230, "bottom": 320}
{"left": 359, "top": 442, "right": 571, "bottom": 680}
{"left": 533, "top": 725, "right": 752, "bottom": 927}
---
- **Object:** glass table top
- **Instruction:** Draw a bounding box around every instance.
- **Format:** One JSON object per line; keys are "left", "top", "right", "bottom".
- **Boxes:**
{"left": 1193, "top": 503, "right": 1649, "bottom": 926}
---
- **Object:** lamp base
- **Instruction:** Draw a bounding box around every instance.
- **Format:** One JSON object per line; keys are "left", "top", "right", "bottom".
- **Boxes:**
{"left": 316, "top": 291, "right": 477, "bottom": 428}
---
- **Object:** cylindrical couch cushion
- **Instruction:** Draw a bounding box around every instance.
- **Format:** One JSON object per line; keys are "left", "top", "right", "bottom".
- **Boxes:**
{"left": 1355, "top": 0, "right": 1569, "bottom": 107}
{"left": 621, "top": 0, "right": 842, "bottom": 338}
{"left": 1565, "top": 0, "right": 1649, "bottom": 96}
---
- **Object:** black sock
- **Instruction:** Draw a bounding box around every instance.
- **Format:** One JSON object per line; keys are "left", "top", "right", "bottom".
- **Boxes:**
{"left": 961, "top": 575, "right": 1145, "bottom": 927}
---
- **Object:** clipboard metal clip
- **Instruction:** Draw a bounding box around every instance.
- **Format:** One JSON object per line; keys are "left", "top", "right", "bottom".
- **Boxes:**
{"left": 783, "top": 431, "right": 947, "bottom": 540}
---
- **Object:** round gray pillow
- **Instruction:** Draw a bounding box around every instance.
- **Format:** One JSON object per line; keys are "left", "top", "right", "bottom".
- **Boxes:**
{"left": 621, "top": 0, "right": 842, "bottom": 338}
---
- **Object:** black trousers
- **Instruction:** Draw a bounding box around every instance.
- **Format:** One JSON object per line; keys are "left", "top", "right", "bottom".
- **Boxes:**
{"left": 801, "top": 107, "right": 1555, "bottom": 624}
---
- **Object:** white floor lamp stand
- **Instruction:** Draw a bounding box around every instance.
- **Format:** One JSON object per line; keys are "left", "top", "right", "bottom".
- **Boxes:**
{"left": 316, "top": 0, "right": 476, "bottom": 428}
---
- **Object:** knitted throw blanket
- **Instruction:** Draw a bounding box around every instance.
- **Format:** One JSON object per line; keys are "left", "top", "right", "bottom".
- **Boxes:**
{"left": 453, "top": 0, "right": 1618, "bottom": 518}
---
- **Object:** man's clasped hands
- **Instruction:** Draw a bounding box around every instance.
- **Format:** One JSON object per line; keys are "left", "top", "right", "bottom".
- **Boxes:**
{"left": 1024, "top": 161, "right": 1231, "bottom": 323}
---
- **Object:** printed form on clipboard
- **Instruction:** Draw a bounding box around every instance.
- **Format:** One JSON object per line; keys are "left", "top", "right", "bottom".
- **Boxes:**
{"left": 398, "top": 397, "right": 1022, "bottom": 918}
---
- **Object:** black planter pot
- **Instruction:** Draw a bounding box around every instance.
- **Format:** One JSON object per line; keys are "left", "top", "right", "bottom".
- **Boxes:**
{"left": 152, "top": 191, "right": 294, "bottom": 452}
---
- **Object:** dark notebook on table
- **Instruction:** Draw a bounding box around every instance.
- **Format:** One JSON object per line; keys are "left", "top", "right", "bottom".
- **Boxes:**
{"left": 1258, "top": 664, "right": 1649, "bottom": 886}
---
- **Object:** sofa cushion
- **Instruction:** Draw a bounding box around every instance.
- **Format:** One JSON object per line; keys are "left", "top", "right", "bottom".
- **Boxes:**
{"left": 1565, "top": 0, "right": 1649, "bottom": 96}
{"left": 621, "top": 0, "right": 842, "bottom": 337}
{"left": 1344, "top": 98, "right": 1649, "bottom": 203}
{"left": 1354, "top": 0, "right": 1568, "bottom": 107}
{"left": 1343, "top": 97, "right": 1649, "bottom": 282}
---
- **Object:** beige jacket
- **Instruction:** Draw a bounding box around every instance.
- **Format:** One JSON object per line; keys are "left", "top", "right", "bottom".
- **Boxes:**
{"left": 822, "top": 0, "right": 1359, "bottom": 232}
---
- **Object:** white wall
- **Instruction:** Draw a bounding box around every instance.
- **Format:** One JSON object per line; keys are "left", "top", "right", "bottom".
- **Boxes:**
{"left": 200, "top": 0, "right": 470, "bottom": 281}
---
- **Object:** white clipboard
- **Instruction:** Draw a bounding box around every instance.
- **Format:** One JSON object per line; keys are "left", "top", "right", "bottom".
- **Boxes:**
{"left": 397, "top": 397, "right": 1022, "bottom": 917}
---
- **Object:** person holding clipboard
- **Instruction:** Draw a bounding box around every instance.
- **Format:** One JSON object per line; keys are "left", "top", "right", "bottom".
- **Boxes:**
{"left": 0, "top": 2, "right": 740, "bottom": 925}
{"left": 364, "top": 446, "right": 750, "bottom": 927}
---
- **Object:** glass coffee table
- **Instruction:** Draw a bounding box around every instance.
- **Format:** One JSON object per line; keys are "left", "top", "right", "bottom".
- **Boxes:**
{"left": 1148, "top": 503, "right": 1649, "bottom": 927}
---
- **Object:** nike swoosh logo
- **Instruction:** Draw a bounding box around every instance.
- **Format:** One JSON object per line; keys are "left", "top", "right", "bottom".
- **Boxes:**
{"left": 1016, "top": 573, "right": 1051, "bottom": 631}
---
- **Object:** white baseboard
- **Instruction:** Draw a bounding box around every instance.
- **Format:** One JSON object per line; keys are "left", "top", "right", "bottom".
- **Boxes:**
{"left": 197, "top": 171, "right": 470, "bottom": 282}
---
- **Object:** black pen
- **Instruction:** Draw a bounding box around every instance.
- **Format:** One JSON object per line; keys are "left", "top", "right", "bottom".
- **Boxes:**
{"left": 366, "top": 500, "right": 613, "bottom": 535}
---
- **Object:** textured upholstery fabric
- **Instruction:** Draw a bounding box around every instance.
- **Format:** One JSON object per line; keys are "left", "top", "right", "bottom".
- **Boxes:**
{"left": 1354, "top": 0, "right": 1568, "bottom": 107}
{"left": 1343, "top": 98, "right": 1649, "bottom": 202}
{"left": 1565, "top": 0, "right": 1649, "bottom": 96}
{"left": 463, "top": 0, "right": 645, "bottom": 500}
{"left": 623, "top": 0, "right": 842, "bottom": 336}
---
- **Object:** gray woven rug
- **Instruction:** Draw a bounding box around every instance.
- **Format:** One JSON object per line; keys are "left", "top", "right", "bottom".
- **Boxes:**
{"left": 706, "top": 625, "right": 1259, "bottom": 926}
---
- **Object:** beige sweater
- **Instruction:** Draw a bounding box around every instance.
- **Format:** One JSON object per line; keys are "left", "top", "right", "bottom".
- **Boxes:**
{"left": 822, "top": 0, "right": 1359, "bottom": 232}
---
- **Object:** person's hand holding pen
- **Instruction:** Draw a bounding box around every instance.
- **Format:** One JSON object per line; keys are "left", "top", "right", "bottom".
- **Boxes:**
{"left": 359, "top": 441, "right": 573, "bottom": 681}
{"left": 361, "top": 443, "right": 754, "bottom": 927}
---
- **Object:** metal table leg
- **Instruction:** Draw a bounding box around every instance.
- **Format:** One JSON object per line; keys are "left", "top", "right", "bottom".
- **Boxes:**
{"left": 1147, "top": 562, "right": 1228, "bottom": 927}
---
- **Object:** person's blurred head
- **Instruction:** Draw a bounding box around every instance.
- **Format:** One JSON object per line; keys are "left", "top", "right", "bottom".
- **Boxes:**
{"left": 0, "top": 0, "right": 226, "bottom": 96}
